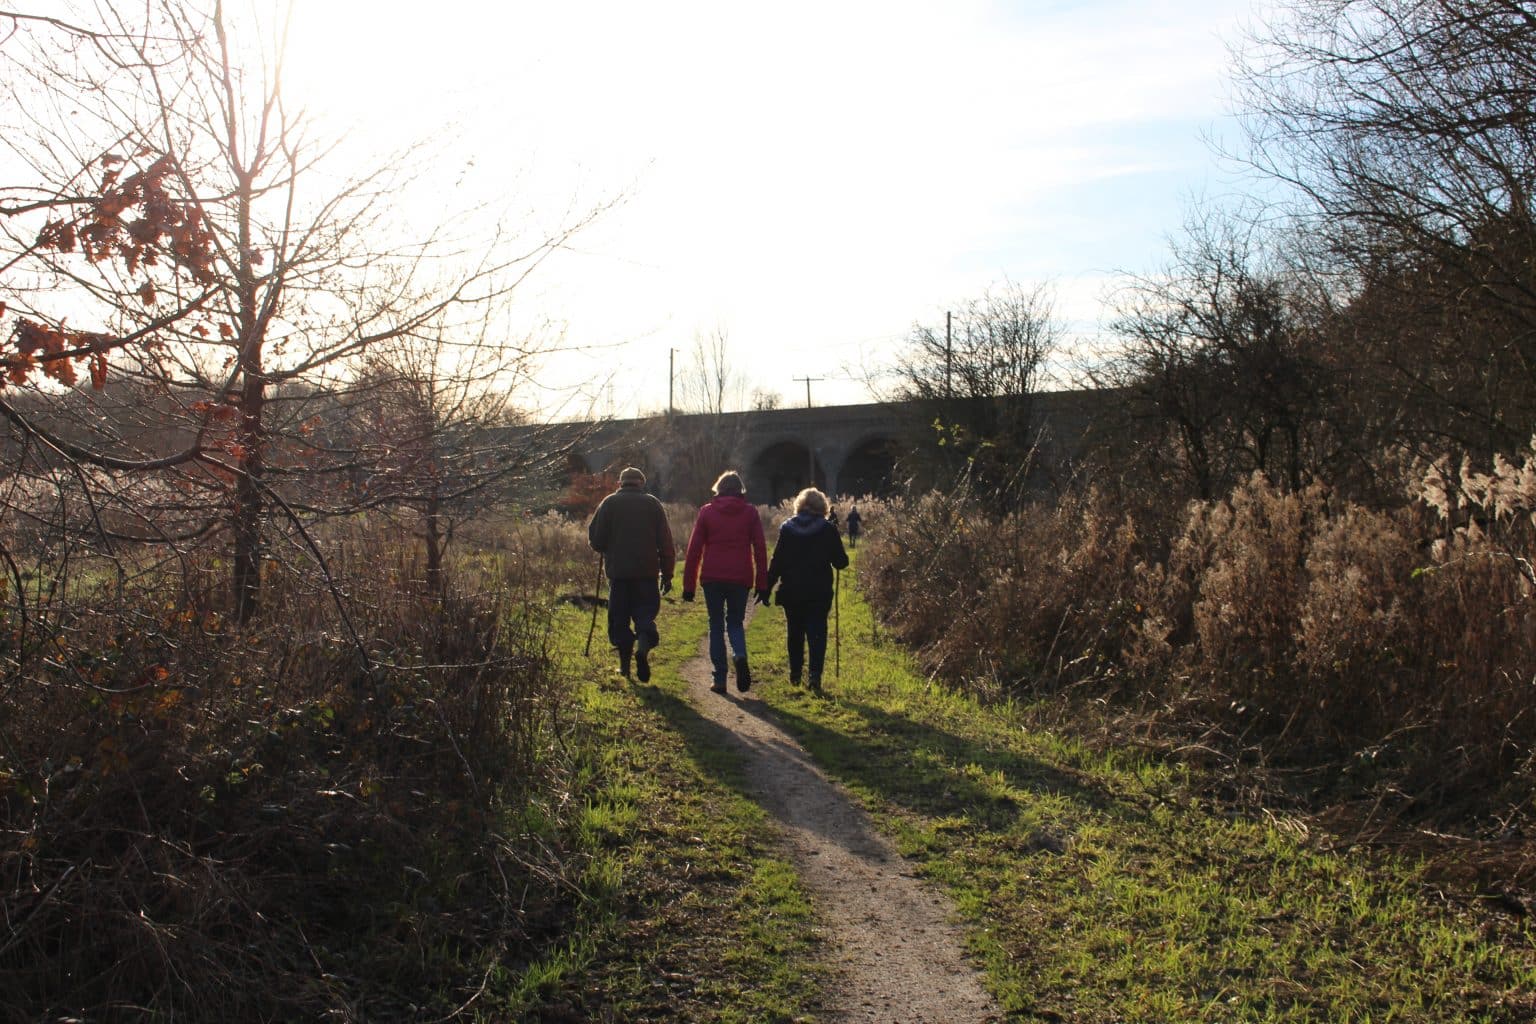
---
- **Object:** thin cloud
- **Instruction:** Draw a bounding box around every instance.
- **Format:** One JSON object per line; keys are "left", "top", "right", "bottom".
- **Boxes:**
{"left": 282, "top": 1, "right": 1261, "bottom": 414}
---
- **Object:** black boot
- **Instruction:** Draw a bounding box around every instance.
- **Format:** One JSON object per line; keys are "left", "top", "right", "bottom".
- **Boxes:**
{"left": 617, "top": 648, "right": 632, "bottom": 679}
{"left": 733, "top": 655, "right": 751, "bottom": 692}
{"left": 635, "top": 633, "right": 653, "bottom": 682}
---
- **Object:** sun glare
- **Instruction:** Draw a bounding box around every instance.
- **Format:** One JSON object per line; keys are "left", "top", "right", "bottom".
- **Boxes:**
{"left": 271, "top": 1, "right": 1255, "bottom": 416}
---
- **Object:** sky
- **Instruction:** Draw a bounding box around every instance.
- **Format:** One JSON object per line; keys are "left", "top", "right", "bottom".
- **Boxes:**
{"left": 286, "top": 0, "right": 1266, "bottom": 419}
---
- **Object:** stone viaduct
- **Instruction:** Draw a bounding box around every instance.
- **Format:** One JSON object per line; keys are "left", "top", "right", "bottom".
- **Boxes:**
{"left": 555, "top": 388, "right": 1107, "bottom": 504}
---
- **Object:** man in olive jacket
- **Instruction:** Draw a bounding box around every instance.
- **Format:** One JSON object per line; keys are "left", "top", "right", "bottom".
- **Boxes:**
{"left": 587, "top": 466, "right": 676, "bottom": 681}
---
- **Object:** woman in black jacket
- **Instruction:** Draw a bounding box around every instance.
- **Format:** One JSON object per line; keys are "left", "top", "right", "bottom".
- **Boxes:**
{"left": 763, "top": 487, "right": 849, "bottom": 692}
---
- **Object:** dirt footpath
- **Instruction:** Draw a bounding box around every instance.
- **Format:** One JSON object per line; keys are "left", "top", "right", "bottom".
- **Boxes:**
{"left": 682, "top": 613, "right": 1003, "bottom": 1023}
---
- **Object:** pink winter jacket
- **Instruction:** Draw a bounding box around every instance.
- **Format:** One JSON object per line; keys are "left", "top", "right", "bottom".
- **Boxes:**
{"left": 682, "top": 495, "right": 768, "bottom": 592}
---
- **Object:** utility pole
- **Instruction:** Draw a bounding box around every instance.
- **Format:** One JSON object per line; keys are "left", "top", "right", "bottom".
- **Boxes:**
{"left": 668, "top": 347, "right": 675, "bottom": 418}
{"left": 945, "top": 310, "right": 953, "bottom": 398}
{"left": 793, "top": 375, "right": 823, "bottom": 486}
{"left": 793, "top": 375, "right": 822, "bottom": 409}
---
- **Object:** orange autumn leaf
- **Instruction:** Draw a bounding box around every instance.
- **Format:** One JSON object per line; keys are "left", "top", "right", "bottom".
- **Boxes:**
{"left": 6, "top": 352, "right": 34, "bottom": 386}
{"left": 8, "top": 319, "right": 120, "bottom": 389}
{"left": 44, "top": 355, "right": 78, "bottom": 387}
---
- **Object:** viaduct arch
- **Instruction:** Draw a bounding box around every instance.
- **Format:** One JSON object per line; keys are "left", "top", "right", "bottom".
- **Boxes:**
{"left": 549, "top": 389, "right": 1103, "bottom": 504}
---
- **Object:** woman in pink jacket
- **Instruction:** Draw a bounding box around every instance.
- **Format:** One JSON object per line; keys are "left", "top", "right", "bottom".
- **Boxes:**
{"left": 682, "top": 470, "right": 769, "bottom": 693}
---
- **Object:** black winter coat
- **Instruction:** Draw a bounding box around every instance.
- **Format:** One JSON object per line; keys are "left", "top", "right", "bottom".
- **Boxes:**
{"left": 765, "top": 513, "right": 849, "bottom": 606}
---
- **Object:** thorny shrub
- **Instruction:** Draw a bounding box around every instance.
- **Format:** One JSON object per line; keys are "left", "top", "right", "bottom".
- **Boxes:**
{"left": 0, "top": 516, "right": 586, "bottom": 1022}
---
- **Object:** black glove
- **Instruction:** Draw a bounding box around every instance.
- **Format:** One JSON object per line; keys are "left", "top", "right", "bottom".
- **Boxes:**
{"left": 681, "top": 590, "right": 695, "bottom": 603}
{"left": 659, "top": 574, "right": 672, "bottom": 594}
{"left": 755, "top": 589, "right": 770, "bottom": 606}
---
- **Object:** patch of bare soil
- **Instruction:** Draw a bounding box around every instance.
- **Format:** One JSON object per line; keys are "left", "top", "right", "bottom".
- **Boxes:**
{"left": 682, "top": 610, "right": 1003, "bottom": 1023}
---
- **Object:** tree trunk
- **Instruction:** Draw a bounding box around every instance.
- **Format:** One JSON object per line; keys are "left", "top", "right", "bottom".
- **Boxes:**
{"left": 232, "top": 347, "right": 266, "bottom": 623}
{"left": 231, "top": 147, "right": 265, "bottom": 624}
{"left": 425, "top": 485, "right": 444, "bottom": 596}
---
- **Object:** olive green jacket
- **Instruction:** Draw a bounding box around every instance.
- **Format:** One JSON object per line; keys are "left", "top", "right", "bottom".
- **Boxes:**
{"left": 587, "top": 484, "right": 676, "bottom": 582}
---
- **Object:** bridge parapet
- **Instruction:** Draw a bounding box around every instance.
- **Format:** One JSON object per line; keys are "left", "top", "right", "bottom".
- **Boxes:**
{"left": 543, "top": 390, "right": 1107, "bottom": 504}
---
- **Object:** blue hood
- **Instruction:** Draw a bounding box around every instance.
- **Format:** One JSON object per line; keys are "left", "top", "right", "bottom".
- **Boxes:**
{"left": 783, "top": 513, "right": 829, "bottom": 538}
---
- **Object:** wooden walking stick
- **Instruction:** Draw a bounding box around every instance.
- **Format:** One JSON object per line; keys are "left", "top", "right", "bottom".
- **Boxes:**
{"left": 834, "top": 566, "right": 841, "bottom": 679}
{"left": 584, "top": 555, "right": 604, "bottom": 657}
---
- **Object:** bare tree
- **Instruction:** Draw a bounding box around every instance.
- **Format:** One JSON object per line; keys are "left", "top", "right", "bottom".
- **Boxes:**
{"left": 332, "top": 309, "right": 561, "bottom": 595}
{"left": 678, "top": 325, "right": 746, "bottom": 417}
{"left": 889, "top": 281, "right": 1060, "bottom": 504}
{"left": 1101, "top": 210, "right": 1331, "bottom": 500}
{"left": 1234, "top": 0, "right": 1536, "bottom": 462}
{"left": 666, "top": 325, "right": 754, "bottom": 500}
{"left": 0, "top": 1, "right": 591, "bottom": 621}
{"left": 750, "top": 387, "right": 782, "bottom": 411}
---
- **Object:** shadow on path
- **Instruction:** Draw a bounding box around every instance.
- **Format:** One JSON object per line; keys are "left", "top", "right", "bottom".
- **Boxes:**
{"left": 636, "top": 617, "right": 1004, "bottom": 1023}
{"left": 759, "top": 695, "right": 1154, "bottom": 830}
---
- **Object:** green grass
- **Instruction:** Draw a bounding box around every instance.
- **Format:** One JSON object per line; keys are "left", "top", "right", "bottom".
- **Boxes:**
{"left": 742, "top": 551, "right": 1536, "bottom": 1023}
{"left": 497, "top": 594, "right": 827, "bottom": 1022}
{"left": 497, "top": 551, "right": 1536, "bottom": 1021}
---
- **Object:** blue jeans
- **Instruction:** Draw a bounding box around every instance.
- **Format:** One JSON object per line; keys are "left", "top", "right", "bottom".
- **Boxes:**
{"left": 702, "top": 581, "right": 749, "bottom": 683}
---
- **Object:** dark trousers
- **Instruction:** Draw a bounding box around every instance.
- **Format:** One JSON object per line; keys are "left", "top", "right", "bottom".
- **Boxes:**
{"left": 607, "top": 577, "right": 660, "bottom": 655}
{"left": 782, "top": 599, "right": 831, "bottom": 682}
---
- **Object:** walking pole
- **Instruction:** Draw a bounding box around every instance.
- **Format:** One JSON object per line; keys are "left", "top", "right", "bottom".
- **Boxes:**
{"left": 834, "top": 567, "right": 841, "bottom": 679}
{"left": 584, "top": 555, "right": 604, "bottom": 657}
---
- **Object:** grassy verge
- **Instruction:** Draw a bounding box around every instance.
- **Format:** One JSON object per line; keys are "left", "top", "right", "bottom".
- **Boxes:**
{"left": 500, "top": 595, "right": 826, "bottom": 1022}
{"left": 745, "top": 552, "right": 1536, "bottom": 1023}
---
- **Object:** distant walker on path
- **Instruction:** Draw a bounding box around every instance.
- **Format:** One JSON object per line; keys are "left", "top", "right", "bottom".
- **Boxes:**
{"left": 587, "top": 466, "right": 675, "bottom": 682}
{"left": 765, "top": 487, "right": 848, "bottom": 693}
{"left": 844, "top": 503, "right": 862, "bottom": 549}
